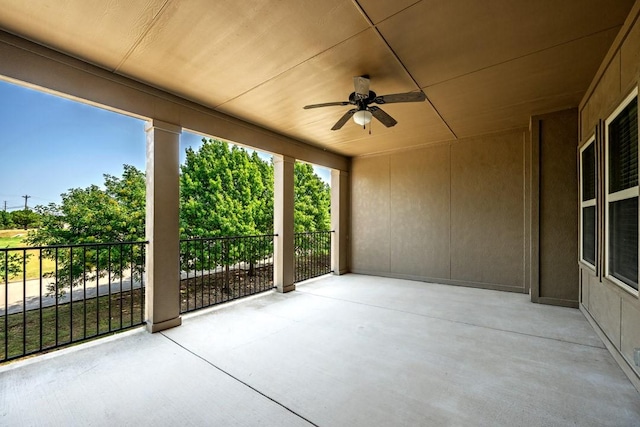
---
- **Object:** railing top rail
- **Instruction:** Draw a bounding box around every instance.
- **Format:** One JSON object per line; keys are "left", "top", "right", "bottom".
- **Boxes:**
{"left": 180, "top": 234, "right": 277, "bottom": 243}
{"left": 0, "top": 240, "right": 149, "bottom": 252}
{"left": 294, "top": 230, "right": 335, "bottom": 236}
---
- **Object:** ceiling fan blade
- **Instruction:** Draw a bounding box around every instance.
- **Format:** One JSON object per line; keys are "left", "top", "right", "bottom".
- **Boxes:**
{"left": 331, "top": 109, "right": 357, "bottom": 131}
{"left": 304, "top": 101, "right": 350, "bottom": 109}
{"left": 369, "top": 106, "right": 398, "bottom": 128}
{"left": 353, "top": 76, "right": 370, "bottom": 99}
{"left": 373, "top": 91, "right": 426, "bottom": 104}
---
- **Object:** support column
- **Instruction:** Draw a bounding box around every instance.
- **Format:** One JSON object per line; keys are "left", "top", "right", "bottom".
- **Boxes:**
{"left": 145, "top": 119, "right": 182, "bottom": 332}
{"left": 331, "top": 169, "right": 350, "bottom": 275}
{"left": 274, "top": 155, "right": 295, "bottom": 292}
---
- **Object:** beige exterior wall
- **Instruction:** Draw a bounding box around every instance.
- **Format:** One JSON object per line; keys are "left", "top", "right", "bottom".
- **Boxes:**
{"left": 578, "top": 1, "right": 640, "bottom": 388}
{"left": 352, "top": 129, "right": 530, "bottom": 293}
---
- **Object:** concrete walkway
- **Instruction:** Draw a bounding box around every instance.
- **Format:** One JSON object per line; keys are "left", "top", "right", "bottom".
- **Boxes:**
{"left": 1, "top": 274, "right": 639, "bottom": 426}
{"left": 0, "top": 275, "right": 142, "bottom": 315}
{"left": 1, "top": 263, "right": 267, "bottom": 315}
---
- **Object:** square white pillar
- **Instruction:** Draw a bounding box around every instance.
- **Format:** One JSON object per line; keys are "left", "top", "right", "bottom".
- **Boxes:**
{"left": 145, "top": 119, "right": 182, "bottom": 332}
{"left": 274, "top": 155, "right": 295, "bottom": 292}
{"left": 331, "top": 169, "right": 350, "bottom": 275}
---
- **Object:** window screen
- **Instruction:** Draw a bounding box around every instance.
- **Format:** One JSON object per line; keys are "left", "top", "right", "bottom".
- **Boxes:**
{"left": 583, "top": 205, "right": 596, "bottom": 266}
{"left": 609, "top": 198, "right": 638, "bottom": 289}
{"left": 606, "top": 92, "right": 638, "bottom": 290}
{"left": 581, "top": 139, "right": 597, "bottom": 267}
{"left": 608, "top": 97, "right": 638, "bottom": 194}
{"left": 582, "top": 143, "right": 596, "bottom": 202}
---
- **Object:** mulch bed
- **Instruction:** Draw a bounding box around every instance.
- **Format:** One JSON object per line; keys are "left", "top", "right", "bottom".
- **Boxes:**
{"left": 180, "top": 265, "right": 274, "bottom": 312}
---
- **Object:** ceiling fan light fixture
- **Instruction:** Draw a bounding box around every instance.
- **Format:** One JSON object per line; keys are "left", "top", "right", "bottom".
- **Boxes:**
{"left": 353, "top": 110, "right": 372, "bottom": 126}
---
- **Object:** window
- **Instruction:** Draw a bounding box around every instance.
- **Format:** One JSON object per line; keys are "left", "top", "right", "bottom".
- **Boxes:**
{"left": 605, "top": 87, "right": 638, "bottom": 292}
{"left": 580, "top": 137, "right": 596, "bottom": 267}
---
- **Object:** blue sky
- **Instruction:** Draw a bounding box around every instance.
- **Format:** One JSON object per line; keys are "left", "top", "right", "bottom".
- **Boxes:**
{"left": 0, "top": 80, "right": 329, "bottom": 210}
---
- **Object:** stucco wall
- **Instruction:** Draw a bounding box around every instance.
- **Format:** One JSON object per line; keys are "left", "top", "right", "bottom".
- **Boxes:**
{"left": 531, "top": 108, "right": 579, "bottom": 307}
{"left": 351, "top": 129, "right": 529, "bottom": 293}
{"left": 578, "top": 1, "right": 640, "bottom": 387}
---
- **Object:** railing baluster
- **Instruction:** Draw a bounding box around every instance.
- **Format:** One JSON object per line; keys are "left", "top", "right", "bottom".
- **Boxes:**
{"left": 216, "top": 239, "right": 220, "bottom": 305}
{"left": 130, "top": 244, "right": 134, "bottom": 327}
{"left": 83, "top": 246, "right": 87, "bottom": 339}
{"left": 4, "top": 250, "right": 8, "bottom": 361}
{"left": 39, "top": 248, "right": 43, "bottom": 352}
{"left": 69, "top": 247, "right": 73, "bottom": 343}
{"left": 200, "top": 238, "right": 205, "bottom": 309}
{"left": 22, "top": 249, "right": 26, "bottom": 355}
{"left": 95, "top": 246, "right": 99, "bottom": 336}
{"left": 107, "top": 246, "right": 112, "bottom": 332}
{"left": 234, "top": 237, "right": 239, "bottom": 298}
{"left": 140, "top": 243, "right": 144, "bottom": 326}
{"left": 186, "top": 240, "right": 190, "bottom": 312}
{"left": 55, "top": 247, "right": 59, "bottom": 347}
{"left": 207, "top": 239, "right": 212, "bottom": 307}
{"left": 119, "top": 243, "right": 123, "bottom": 331}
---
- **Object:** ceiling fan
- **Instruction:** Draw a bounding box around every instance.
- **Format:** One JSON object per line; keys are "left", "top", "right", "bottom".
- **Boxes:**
{"left": 303, "top": 75, "right": 427, "bottom": 130}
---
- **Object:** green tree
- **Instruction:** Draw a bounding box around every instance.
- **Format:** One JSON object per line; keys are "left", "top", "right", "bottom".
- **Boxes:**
{"left": 252, "top": 151, "right": 274, "bottom": 235}
{"left": 294, "top": 162, "right": 330, "bottom": 232}
{"left": 293, "top": 162, "right": 331, "bottom": 263}
{"left": 10, "top": 209, "right": 41, "bottom": 230}
{"left": 180, "top": 139, "right": 271, "bottom": 238}
{"left": 180, "top": 139, "right": 274, "bottom": 278}
{"left": 0, "top": 251, "right": 24, "bottom": 279}
{"left": 29, "top": 165, "right": 145, "bottom": 245}
{"left": 180, "top": 141, "right": 330, "bottom": 239}
{"left": 26, "top": 165, "right": 146, "bottom": 295}
{"left": 14, "top": 141, "right": 332, "bottom": 294}
{"left": 0, "top": 210, "right": 14, "bottom": 229}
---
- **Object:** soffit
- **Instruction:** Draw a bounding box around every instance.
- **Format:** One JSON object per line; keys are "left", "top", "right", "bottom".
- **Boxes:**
{"left": 356, "top": 0, "right": 421, "bottom": 24}
{"left": 425, "top": 27, "right": 621, "bottom": 138}
{"left": 379, "top": 0, "right": 636, "bottom": 87}
{"left": 0, "top": 0, "right": 164, "bottom": 70}
{"left": 0, "top": 0, "right": 635, "bottom": 158}
{"left": 217, "top": 29, "right": 454, "bottom": 155}
{"left": 116, "top": 0, "right": 368, "bottom": 107}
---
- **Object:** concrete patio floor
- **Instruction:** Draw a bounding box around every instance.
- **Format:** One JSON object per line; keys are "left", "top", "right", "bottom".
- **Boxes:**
{"left": 1, "top": 274, "right": 639, "bottom": 426}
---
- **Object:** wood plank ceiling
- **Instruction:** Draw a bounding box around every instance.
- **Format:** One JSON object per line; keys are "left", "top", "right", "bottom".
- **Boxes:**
{"left": 0, "top": 0, "right": 635, "bottom": 157}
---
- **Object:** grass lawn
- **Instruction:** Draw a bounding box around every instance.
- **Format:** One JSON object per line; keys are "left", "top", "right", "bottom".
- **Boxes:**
{"left": 0, "top": 229, "right": 29, "bottom": 247}
{"left": 0, "top": 288, "right": 145, "bottom": 362}
{"left": 0, "top": 229, "right": 56, "bottom": 281}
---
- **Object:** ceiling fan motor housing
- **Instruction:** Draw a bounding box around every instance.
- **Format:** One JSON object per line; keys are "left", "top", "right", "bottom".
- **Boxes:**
{"left": 348, "top": 91, "right": 377, "bottom": 107}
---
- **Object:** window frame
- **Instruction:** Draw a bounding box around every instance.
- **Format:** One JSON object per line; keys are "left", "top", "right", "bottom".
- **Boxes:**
{"left": 604, "top": 86, "right": 639, "bottom": 295}
{"left": 579, "top": 135, "right": 597, "bottom": 270}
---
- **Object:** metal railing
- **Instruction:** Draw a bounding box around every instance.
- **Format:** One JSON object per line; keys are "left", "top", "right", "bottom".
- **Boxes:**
{"left": 294, "top": 231, "right": 333, "bottom": 283}
{"left": 1, "top": 241, "right": 147, "bottom": 363}
{"left": 179, "top": 234, "right": 275, "bottom": 313}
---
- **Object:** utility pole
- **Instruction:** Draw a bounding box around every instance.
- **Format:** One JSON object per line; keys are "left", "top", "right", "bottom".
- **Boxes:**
{"left": 3, "top": 201, "right": 6, "bottom": 211}
{"left": 22, "top": 194, "right": 31, "bottom": 210}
